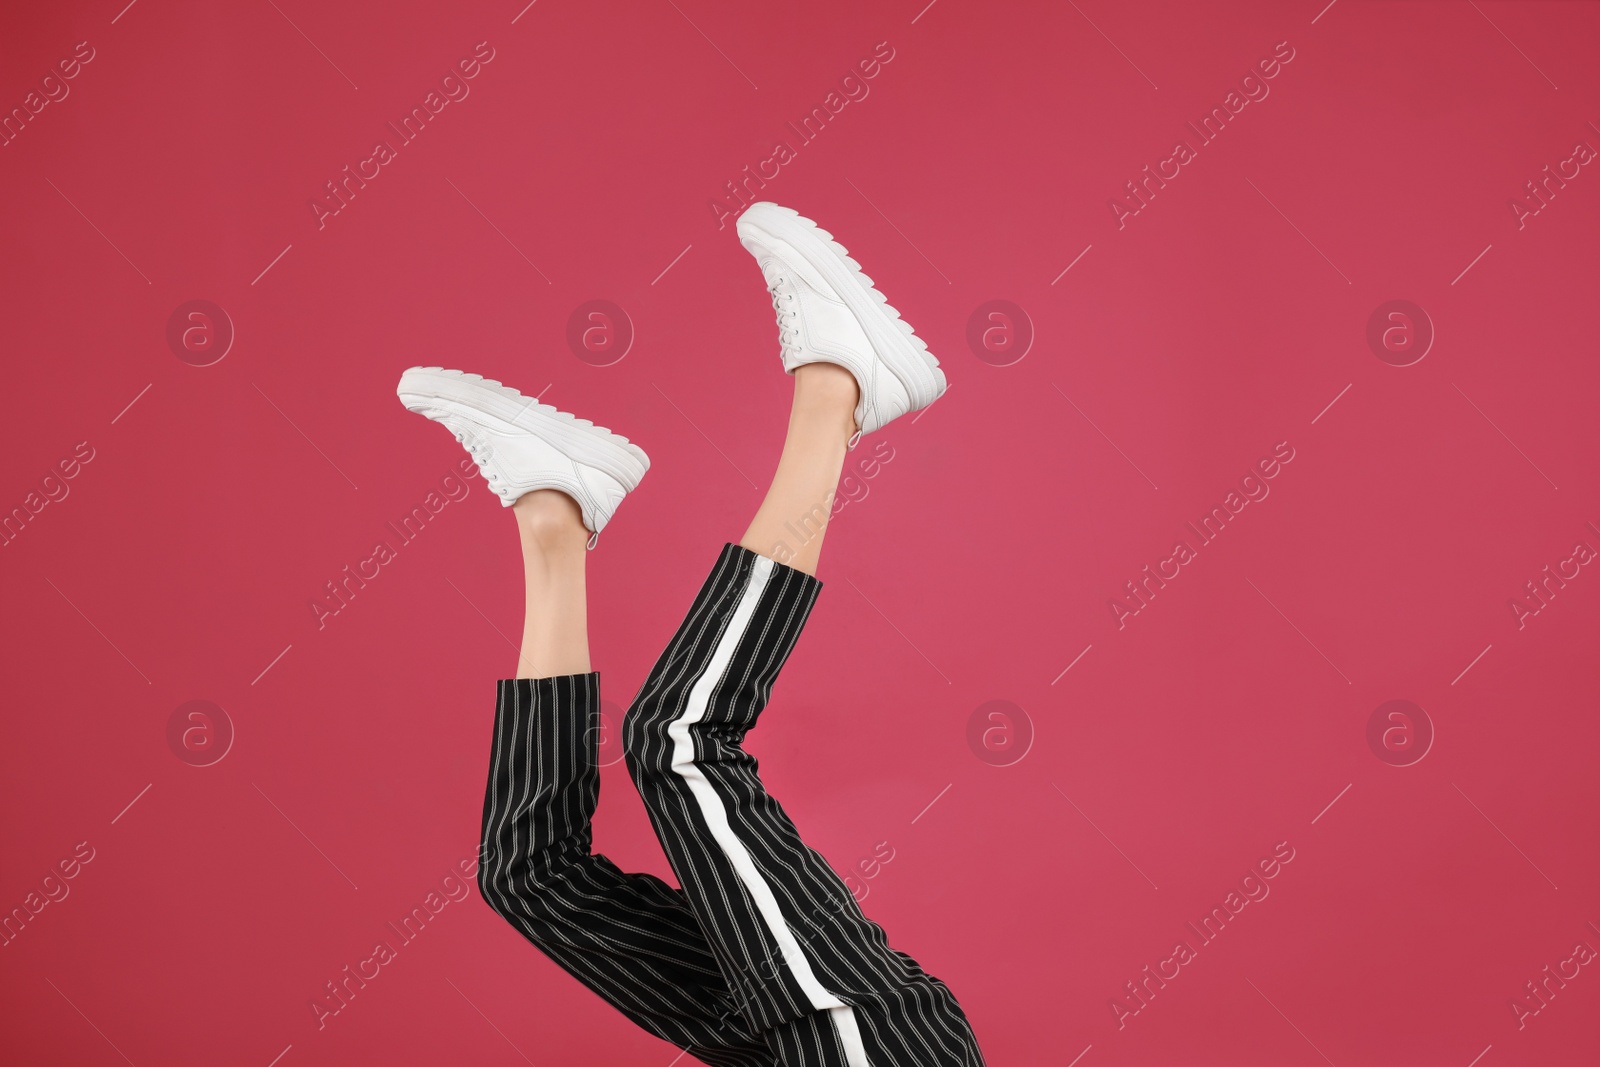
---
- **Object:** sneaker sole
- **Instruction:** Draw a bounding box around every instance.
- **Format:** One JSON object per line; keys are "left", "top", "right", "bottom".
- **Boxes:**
{"left": 738, "top": 202, "right": 946, "bottom": 417}
{"left": 396, "top": 367, "right": 650, "bottom": 491}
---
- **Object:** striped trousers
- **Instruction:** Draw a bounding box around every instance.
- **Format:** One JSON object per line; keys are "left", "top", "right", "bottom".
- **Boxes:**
{"left": 478, "top": 544, "right": 985, "bottom": 1067}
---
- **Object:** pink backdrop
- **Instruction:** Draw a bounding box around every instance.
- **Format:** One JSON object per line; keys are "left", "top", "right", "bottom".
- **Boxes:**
{"left": 3, "top": 1, "right": 1597, "bottom": 1064}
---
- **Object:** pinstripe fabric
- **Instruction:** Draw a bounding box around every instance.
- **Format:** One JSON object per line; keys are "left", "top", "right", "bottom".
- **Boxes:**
{"left": 478, "top": 673, "right": 776, "bottom": 1067}
{"left": 477, "top": 546, "right": 985, "bottom": 1066}
{"left": 625, "top": 545, "right": 987, "bottom": 1066}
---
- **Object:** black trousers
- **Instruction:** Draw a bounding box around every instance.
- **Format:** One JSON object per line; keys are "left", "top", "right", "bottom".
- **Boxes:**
{"left": 478, "top": 544, "right": 985, "bottom": 1067}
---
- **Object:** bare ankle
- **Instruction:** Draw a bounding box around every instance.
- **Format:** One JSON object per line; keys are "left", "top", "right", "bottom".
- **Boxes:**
{"left": 792, "top": 363, "right": 859, "bottom": 436}
{"left": 794, "top": 362, "right": 859, "bottom": 403}
{"left": 514, "top": 490, "right": 588, "bottom": 551}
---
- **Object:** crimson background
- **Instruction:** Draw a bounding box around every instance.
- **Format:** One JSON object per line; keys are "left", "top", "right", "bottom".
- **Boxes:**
{"left": 2, "top": 1, "right": 1598, "bottom": 1064}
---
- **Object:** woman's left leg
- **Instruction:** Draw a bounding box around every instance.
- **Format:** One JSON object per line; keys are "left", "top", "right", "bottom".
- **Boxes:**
{"left": 623, "top": 367, "right": 985, "bottom": 1066}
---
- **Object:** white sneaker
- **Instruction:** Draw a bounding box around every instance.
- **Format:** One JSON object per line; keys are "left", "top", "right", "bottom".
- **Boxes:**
{"left": 396, "top": 367, "right": 648, "bottom": 546}
{"left": 736, "top": 201, "right": 946, "bottom": 441}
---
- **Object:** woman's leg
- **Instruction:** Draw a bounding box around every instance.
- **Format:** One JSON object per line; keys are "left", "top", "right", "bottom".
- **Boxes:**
{"left": 737, "top": 363, "right": 857, "bottom": 577}
{"left": 511, "top": 490, "right": 592, "bottom": 677}
{"left": 624, "top": 367, "right": 986, "bottom": 1066}
{"left": 477, "top": 490, "right": 775, "bottom": 1067}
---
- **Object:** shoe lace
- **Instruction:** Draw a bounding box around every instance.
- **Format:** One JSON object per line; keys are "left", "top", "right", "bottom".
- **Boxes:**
{"left": 454, "top": 430, "right": 498, "bottom": 491}
{"left": 456, "top": 426, "right": 601, "bottom": 548}
{"left": 766, "top": 273, "right": 801, "bottom": 361}
{"left": 766, "top": 270, "right": 866, "bottom": 449}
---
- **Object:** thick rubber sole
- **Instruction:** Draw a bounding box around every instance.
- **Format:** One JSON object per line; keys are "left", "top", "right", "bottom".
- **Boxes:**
{"left": 737, "top": 201, "right": 947, "bottom": 416}
{"left": 396, "top": 367, "right": 650, "bottom": 491}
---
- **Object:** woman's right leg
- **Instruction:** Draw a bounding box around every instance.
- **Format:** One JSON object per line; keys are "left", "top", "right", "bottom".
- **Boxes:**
{"left": 477, "top": 490, "right": 776, "bottom": 1067}
{"left": 510, "top": 490, "right": 593, "bottom": 678}
{"left": 395, "top": 367, "right": 771, "bottom": 1061}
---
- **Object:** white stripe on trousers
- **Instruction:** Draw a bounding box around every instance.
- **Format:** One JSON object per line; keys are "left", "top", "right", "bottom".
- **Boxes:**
{"left": 666, "top": 553, "right": 872, "bottom": 1067}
